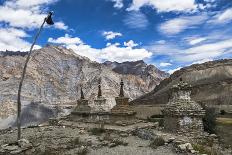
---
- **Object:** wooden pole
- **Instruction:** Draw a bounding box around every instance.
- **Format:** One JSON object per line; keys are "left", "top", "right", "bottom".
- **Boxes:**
{"left": 17, "top": 18, "right": 46, "bottom": 140}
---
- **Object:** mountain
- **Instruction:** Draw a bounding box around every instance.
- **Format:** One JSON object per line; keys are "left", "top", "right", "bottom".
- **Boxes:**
{"left": 0, "top": 45, "right": 168, "bottom": 128}
{"left": 131, "top": 59, "right": 232, "bottom": 113}
{"left": 103, "top": 60, "right": 168, "bottom": 90}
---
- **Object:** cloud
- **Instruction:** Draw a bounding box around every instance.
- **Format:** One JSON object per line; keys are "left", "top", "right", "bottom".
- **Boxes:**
{"left": 48, "top": 34, "right": 152, "bottom": 62}
{"left": 0, "top": 0, "right": 67, "bottom": 30}
{"left": 209, "top": 8, "right": 232, "bottom": 24}
{"left": 102, "top": 31, "right": 122, "bottom": 40}
{"left": 177, "top": 39, "right": 232, "bottom": 62}
{"left": 123, "top": 11, "right": 149, "bottom": 29}
{"left": 5, "top": 0, "right": 58, "bottom": 9}
{"left": 185, "top": 37, "right": 207, "bottom": 45}
{"left": 110, "top": 0, "right": 123, "bottom": 9}
{"left": 0, "top": 28, "right": 41, "bottom": 51}
{"left": 191, "top": 58, "right": 213, "bottom": 65}
{"left": 54, "top": 22, "right": 68, "bottom": 30}
{"left": 127, "top": 0, "right": 197, "bottom": 13}
{"left": 147, "top": 37, "right": 232, "bottom": 64}
{"left": 48, "top": 34, "right": 82, "bottom": 45}
{"left": 168, "top": 67, "right": 181, "bottom": 74}
{"left": 124, "top": 40, "right": 138, "bottom": 48}
{"left": 159, "top": 62, "right": 172, "bottom": 67}
{"left": 159, "top": 15, "right": 208, "bottom": 35}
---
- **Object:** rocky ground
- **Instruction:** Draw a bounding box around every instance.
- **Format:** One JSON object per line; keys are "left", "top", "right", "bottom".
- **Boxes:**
{"left": 0, "top": 120, "right": 231, "bottom": 155}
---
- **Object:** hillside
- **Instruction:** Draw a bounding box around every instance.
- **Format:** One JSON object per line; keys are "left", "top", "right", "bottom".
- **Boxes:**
{"left": 131, "top": 59, "right": 232, "bottom": 113}
{"left": 0, "top": 45, "right": 167, "bottom": 128}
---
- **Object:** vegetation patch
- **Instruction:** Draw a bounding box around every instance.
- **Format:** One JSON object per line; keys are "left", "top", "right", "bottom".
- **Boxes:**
{"left": 89, "top": 128, "right": 106, "bottom": 136}
{"left": 203, "top": 107, "right": 217, "bottom": 134}
{"left": 216, "top": 117, "right": 232, "bottom": 125}
{"left": 192, "top": 144, "right": 217, "bottom": 155}
{"left": 149, "top": 136, "right": 165, "bottom": 149}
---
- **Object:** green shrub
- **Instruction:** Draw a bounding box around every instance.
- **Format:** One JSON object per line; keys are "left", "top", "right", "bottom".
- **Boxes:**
{"left": 193, "top": 144, "right": 217, "bottom": 155}
{"left": 149, "top": 136, "right": 165, "bottom": 149}
{"left": 89, "top": 128, "right": 105, "bottom": 135}
{"left": 203, "top": 107, "right": 217, "bottom": 134}
{"left": 220, "top": 110, "right": 226, "bottom": 115}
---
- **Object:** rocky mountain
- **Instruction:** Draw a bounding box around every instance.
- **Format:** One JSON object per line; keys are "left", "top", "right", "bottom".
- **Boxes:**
{"left": 0, "top": 45, "right": 168, "bottom": 128}
{"left": 103, "top": 60, "right": 168, "bottom": 90}
{"left": 131, "top": 59, "right": 232, "bottom": 113}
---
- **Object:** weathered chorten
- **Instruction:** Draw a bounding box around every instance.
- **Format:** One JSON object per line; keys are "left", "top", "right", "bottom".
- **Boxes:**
{"left": 93, "top": 79, "right": 108, "bottom": 112}
{"left": 111, "top": 79, "right": 136, "bottom": 115}
{"left": 72, "top": 86, "right": 91, "bottom": 114}
{"left": 162, "top": 78, "right": 205, "bottom": 136}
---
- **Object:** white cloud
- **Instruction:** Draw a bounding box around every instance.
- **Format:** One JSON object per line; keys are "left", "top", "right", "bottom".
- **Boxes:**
{"left": 110, "top": 0, "right": 123, "bottom": 9}
{"left": 100, "top": 44, "right": 152, "bottom": 62}
{"left": 123, "top": 11, "right": 149, "bottom": 29}
{"left": 156, "top": 40, "right": 166, "bottom": 44}
{"left": 159, "top": 15, "right": 208, "bottom": 35}
{"left": 48, "top": 34, "right": 82, "bottom": 45}
{"left": 54, "top": 22, "right": 68, "bottom": 30}
{"left": 0, "top": 0, "right": 67, "bottom": 30}
{"left": 191, "top": 58, "right": 213, "bottom": 65}
{"left": 102, "top": 31, "right": 122, "bottom": 40}
{"left": 177, "top": 39, "right": 232, "bottom": 62}
{"left": 147, "top": 37, "right": 232, "bottom": 64}
{"left": 0, "top": 28, "right": 41, "bottom": 51}
{"left": 127, "top": 0, "right": 197, "bottom": 13}
{"left": 124, "top": 40, "right": 138, "bottom": 48}
{"left": 186, "top": 37, "right": 207, "bottom": 45}
{"left": 168, "top": 67, "right": 181, "bottom": 74}
{"left": 5, "top": 0, "right": 58, "bottom": 9}
{"left": 160, "top": 62, "right": 172, "bottom": 67}
{"left": 217, "top": 8, "right": 232, "bottom": 23}
{"left": 48, "top": 34, "right": 152, "bottom": 62}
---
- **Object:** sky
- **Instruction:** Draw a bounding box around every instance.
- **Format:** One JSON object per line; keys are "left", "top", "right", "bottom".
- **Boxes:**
{"left": 0, "top": 0, "right": 232, "bottom": 73}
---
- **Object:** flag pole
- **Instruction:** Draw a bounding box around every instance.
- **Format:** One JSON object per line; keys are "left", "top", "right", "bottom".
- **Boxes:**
{"left": 17, "top": 12, "right": 54, "bottom": 141}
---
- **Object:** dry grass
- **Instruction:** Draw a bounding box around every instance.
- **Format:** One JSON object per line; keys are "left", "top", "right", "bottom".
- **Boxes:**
{"left": 216, "top": 117, "right": 232, "bottom": 125}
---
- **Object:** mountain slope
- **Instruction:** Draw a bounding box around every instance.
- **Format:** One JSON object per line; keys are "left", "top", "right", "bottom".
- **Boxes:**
{"left": 131, "top": 59, "right": 232, "bottom": 113}
{"left": 0, "top": 45, "right": 167, "bottom": 128}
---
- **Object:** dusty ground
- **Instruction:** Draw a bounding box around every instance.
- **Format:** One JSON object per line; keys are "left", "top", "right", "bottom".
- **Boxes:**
{"left": 0, "top": 120, "right": 231, "bottom": 155}
{"left": 0, "top": 122, "right": 182, "bottom": 155}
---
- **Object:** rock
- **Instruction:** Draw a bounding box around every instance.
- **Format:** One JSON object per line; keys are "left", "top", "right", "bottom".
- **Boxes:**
{"left": 2, "top": 145, "right": 19, "bottom": 151}
{"left": 120, "top": 133, "right": 128, "bottom": 137}
{"left": 185, "top": 143, "right": 193, "bottom": 151}
{"left": 18, "top": 139, "right": 32, "bottom": 149}
{"left": 167, "top": 137, "right": 175, "bottom": 143}
{"left": 132, "top": 129, "right": 154, "bottom": 140}
{"left": 178, "top": 144, "right": 186, "bottom": 151}
{"left": 10, "top": 149, "right": 23, "bottom": 154}
{"left": 109, "top": 143, "right": 117, "bottom": 148}
{"left": 210, "top": 134, "right": 217, "bottom": 138}
{"left": 178, "top": 143, "right": 193, "bottom": 152}
{"left": 190, "top": 149, "right": 197, "bottom": 154}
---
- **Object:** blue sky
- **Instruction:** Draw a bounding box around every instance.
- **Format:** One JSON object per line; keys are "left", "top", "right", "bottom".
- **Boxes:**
{"left": 0, "top": 0, "right": 232, "bottom": 73}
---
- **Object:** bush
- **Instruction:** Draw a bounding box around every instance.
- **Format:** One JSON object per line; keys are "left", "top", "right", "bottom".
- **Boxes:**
{"left": 192, "top": 144, "right": 217, "bottom": 155}
{"left": 203, "top": 107, "right": 217, "bottom": 134}
{"left": 89, "top": 128, "right": 105, "bottom": 135}
{"left": 220, "top": 110, "right": 226, "bottom": 115}
{"left": 149, "top": 136, "right": 165, "bottom": 149}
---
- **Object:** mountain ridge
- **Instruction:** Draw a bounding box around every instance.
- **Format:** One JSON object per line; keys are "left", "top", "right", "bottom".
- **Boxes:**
{"left": 131, "top": 59, "right": 232, "bottom": 113}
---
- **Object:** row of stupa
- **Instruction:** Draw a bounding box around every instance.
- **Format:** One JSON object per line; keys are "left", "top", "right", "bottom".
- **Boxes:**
{"left": 69, "top": 79, "right": 137, "bottom": 124}
{"left": 68, "top": 77, "right": 206, "bottom": 136}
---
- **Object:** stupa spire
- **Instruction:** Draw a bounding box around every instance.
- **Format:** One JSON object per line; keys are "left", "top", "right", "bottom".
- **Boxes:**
{"left": 119, "top": 79, "right": 124, "bottom": 97}
{"left": 97, "top": 79, "right": 102, "bottom": 98}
